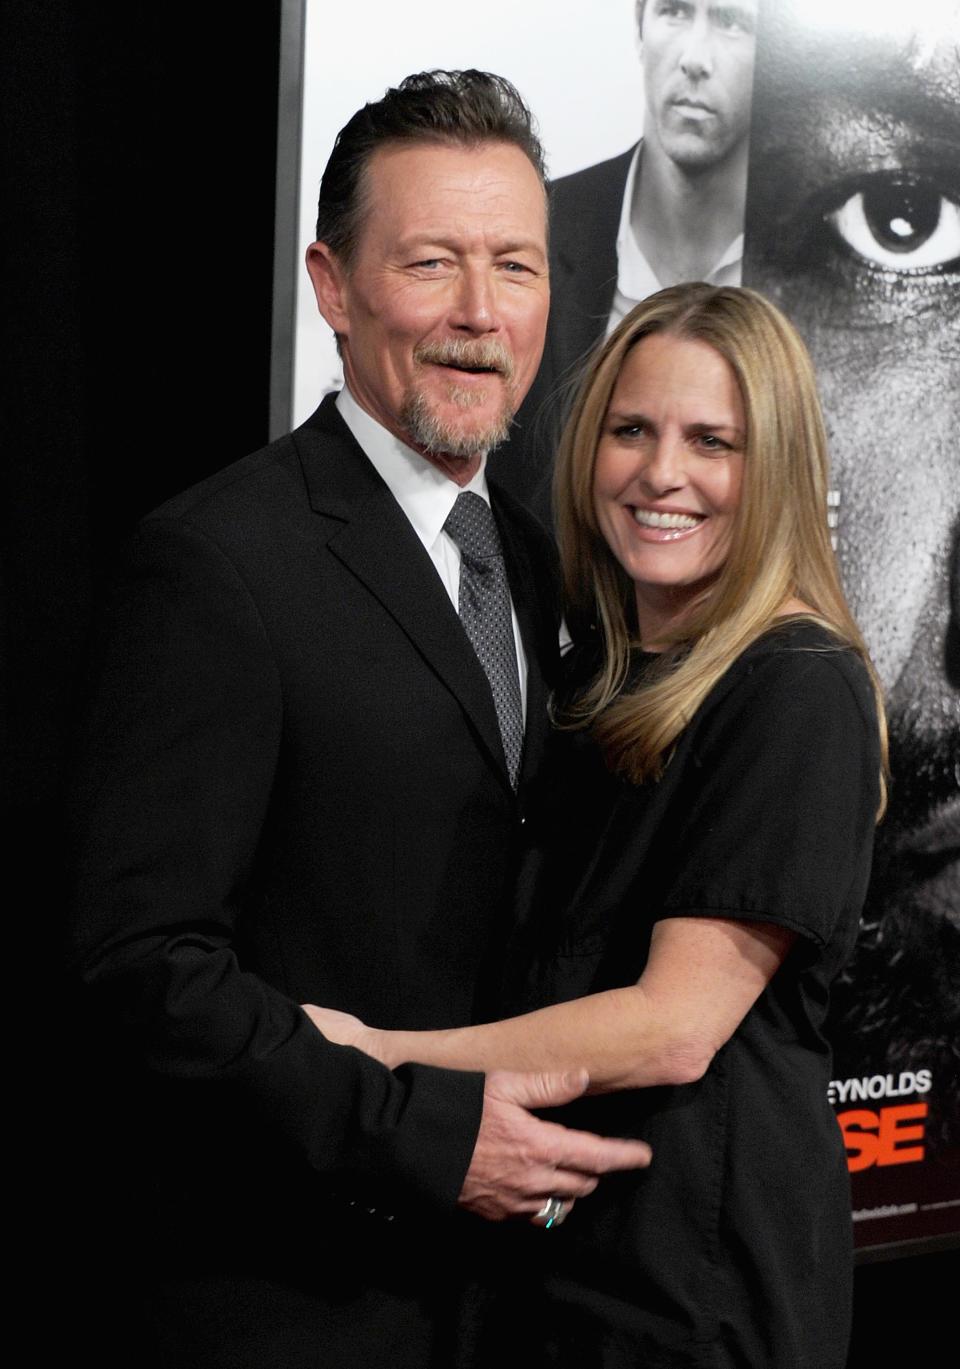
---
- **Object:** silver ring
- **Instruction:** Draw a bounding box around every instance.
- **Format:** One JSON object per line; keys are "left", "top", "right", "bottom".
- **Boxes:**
{"left": 533, "top": 1196, "right": 567, "bottom": 1229}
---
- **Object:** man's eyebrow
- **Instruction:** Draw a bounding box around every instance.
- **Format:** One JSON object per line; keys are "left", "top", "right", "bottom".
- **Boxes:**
{"left": 395, "top": 233, "right": 547, "bottom": 259}
{"left": 492, "top": 237, "right": 548, "bottom": 258}
{"left": 709, "top": 2, "right": 758, "bottom": 25}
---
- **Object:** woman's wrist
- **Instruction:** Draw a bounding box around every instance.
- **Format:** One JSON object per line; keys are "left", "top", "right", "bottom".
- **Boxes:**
{"left": 366, "top": 1027, "right": 404, "bottom": 1069}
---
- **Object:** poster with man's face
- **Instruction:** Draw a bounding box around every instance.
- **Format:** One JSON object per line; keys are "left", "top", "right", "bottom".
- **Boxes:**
{"left": 283, "top": 0, "right": 959, "bottom": 1252}
{"left": 745, "top": 0, "right": 959, "bottom": 1250}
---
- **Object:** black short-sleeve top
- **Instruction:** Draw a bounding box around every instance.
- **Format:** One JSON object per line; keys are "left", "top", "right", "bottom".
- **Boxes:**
{"left": 509, "top": 620, "right": 882, "bottom": 1369}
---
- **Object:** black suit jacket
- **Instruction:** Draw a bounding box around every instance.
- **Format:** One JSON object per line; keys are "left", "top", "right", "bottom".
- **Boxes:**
{"left": 489, "top": 145, "right": 635, "bottom": 528}
{"left": 69, "top": 394, "right": 561, "bottom": 1367}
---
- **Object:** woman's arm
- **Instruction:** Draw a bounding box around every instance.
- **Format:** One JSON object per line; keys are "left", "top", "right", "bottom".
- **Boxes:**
{"left": 303, "top": 916, "right": 795, "bottom": 1092}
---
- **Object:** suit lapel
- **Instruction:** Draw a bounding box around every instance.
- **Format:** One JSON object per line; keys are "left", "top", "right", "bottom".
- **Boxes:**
{"left": 294, "top": 397, "right": 512, "bottom": 790}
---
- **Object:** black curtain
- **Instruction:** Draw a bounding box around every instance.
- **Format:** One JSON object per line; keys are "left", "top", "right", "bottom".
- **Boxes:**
{"left": 6, "top": 1, "right": 281, "bottom": 884}
{"left": 5, "top": 2, "right": 281, "bottom": 1352}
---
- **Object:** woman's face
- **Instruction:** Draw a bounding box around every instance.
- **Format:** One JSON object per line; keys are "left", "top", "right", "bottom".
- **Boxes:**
{"left": 593, "top": 331, "right": 746, "bottom": 645}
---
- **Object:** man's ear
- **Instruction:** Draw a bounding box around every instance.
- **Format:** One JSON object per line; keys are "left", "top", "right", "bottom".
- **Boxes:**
{"left": 306, "top": 241, "right": 350, "bottom": 337}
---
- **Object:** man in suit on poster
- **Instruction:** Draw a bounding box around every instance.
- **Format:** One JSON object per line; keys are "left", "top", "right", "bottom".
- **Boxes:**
{"left": 491, "top": 0, "right": 758, "bottom": 524}
{"left": 69, "top": 70, "right": 650, "bottom": 1368}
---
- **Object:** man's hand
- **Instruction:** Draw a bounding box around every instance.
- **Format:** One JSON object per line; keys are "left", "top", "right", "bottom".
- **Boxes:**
{"left": 299, "top": 1009, "right": 653, "bottom": 1222}
{"left": 459, "top": 1069, "right": 652, "bottom": 1222}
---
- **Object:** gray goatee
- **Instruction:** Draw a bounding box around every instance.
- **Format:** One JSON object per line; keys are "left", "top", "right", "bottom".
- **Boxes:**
{"left": 400, "top": 338, "right": 516, "bottom": 459}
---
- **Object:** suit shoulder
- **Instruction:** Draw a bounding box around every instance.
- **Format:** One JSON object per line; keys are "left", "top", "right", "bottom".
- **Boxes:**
{"left": 549, "top": 145, "right": 635, "bottom": 216}
{"left": 144, "top": 430, "right": 302, "bottom": 530}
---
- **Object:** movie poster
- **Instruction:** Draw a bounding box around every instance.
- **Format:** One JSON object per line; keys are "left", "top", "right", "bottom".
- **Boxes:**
{"left": 279, "top": 0, "right": 959, "bottom": 1254}
{"left": 745, "top": 0, "right": 959, "bottom": 1253}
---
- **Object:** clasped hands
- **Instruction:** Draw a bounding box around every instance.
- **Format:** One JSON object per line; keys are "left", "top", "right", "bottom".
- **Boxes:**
{"left": 301, "top": 1002, "right": 651, "bottom": 1225}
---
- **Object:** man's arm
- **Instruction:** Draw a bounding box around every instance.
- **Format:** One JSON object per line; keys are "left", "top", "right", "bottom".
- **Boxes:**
{"left": 70, "top": 514, "right": 650, "bottom": 1215}
{"left": 68, "top": 516, "right": 453, "bottom": 1193}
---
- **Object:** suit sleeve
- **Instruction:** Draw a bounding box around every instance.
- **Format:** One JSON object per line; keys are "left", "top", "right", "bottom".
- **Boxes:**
{"left": 68, "top": 515, "right": 482, "bottom": 1210}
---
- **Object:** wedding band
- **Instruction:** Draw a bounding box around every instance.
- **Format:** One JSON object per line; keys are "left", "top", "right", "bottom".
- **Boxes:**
{"left": 533, "top": 1196, "right": 567, "bottom": 1229}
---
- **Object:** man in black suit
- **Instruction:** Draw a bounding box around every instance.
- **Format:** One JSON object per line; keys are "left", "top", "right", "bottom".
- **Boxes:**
{"left": 491, "top": 0, "right": 757, "bottom": 525}
{"left": 69, "top": 71, "right": 650, "bottom": 1367}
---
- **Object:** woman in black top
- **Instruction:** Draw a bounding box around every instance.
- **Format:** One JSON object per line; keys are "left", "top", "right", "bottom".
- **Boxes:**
{"left": 304, "top": 285, "right": 887, "bottom": 1367}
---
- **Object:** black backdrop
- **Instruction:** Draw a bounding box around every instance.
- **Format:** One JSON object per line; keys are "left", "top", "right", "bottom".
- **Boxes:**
{"left": 5, "top": 2, "right": 954, "bottom": 1358}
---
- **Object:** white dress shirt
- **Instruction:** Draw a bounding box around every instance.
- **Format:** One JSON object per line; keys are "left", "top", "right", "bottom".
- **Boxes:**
{"left": 606, "top": 144, "right": 743, "bottom": 336}
{"left": 335, "top": 386, "right": 529, "bottom": 720}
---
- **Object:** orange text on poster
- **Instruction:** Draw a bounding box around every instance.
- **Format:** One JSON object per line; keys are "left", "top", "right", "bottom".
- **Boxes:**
{"left": 837, "top": 1103, "right": 928, "bottom": 1173}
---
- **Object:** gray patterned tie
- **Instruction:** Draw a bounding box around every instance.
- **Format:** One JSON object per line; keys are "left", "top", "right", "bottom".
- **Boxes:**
{"left": 444, "top": 492, "right": 523, "bottom": 788}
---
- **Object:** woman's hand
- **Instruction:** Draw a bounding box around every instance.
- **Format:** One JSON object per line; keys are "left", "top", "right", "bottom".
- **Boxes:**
{"left": 301, "top": 1003, "right": 391, "bottom": 1065}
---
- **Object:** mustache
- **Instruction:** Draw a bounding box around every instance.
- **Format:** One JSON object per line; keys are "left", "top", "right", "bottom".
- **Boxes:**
{"left": 414, "top": 338, "right": 515, "bottom": 381}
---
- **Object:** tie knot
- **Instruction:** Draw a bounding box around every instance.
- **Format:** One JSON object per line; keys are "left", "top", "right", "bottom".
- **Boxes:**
{"left": 444, "top": 492, "right": 503, "bottom": 563}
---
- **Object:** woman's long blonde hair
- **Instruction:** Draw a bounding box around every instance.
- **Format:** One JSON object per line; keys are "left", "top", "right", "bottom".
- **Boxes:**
{"left": 554, "top": 283, "right": 888, "bottom": 810}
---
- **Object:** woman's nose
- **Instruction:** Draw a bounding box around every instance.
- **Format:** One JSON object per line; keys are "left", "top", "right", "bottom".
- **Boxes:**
{"left": 640, "top": 437, "right": 686, "bottom": 495}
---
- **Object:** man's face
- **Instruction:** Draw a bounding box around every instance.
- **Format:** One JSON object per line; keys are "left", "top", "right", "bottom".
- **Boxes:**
{"left": 746, "top": 7, "right": 959, "bottom": 918}
{"left": 640, "top": 0, "right": 758, "bottom": 172}
{"left": 308, "top": 140, "right": 549, "bottom": 469}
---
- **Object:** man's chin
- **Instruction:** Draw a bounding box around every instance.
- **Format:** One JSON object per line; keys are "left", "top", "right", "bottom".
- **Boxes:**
{"left": 400, "top": 389, "right": 515, "bottom": 461}
{"left": 659, "top": 128, "right": 736, "bottom": 175}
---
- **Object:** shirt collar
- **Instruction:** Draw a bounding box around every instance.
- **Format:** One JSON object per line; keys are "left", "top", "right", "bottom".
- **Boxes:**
{"left": 335, "top": 386, "right": 490, "bottom": 553}
{"left": 614, "top": 142, "right": 744, "bottom": 307}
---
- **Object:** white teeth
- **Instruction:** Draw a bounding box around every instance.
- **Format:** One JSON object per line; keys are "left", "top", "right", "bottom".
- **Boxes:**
{"left": 632, "top": 508, "right": 701, "bottom": 530}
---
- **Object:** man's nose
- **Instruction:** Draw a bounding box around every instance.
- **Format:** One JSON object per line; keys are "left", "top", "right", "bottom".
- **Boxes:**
{"left": 450, "top": 266, "right": 499, "bottom": 333}
{"left": 678, "top": 17, "right": 715, "bottom": 80}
